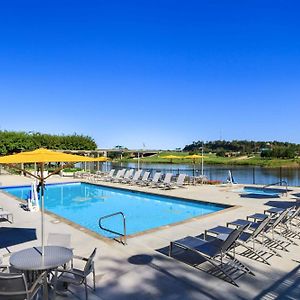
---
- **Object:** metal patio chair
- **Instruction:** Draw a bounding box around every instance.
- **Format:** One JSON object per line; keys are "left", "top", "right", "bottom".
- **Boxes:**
{"left": 0, "top": 268, "right": 45, "bottom": 300}
{"left": 54, "top": 248, "right": 97, "bottom": 300}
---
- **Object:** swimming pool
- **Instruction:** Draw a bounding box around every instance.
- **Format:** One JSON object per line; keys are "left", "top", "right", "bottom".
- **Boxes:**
{"left": 2, "top": 182, "right": 227, "bottom": 237}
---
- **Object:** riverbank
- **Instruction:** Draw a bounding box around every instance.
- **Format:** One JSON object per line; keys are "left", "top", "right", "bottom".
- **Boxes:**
{"left": 118, "top": 152, "right": 300, "bottom": 168}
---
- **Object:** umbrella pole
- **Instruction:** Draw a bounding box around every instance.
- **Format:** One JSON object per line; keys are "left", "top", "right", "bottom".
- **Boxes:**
{"left": 40, "top": 163, "right": 45, "bottom": 256}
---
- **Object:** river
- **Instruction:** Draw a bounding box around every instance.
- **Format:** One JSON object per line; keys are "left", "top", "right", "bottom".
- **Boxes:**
{"left": 101, "top": 162, "right": 300, "bottom": 187}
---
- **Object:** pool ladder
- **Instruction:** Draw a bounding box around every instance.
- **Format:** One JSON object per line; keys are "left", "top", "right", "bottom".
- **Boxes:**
{"left": 99, "top": 211, "right": 127, "bottom": 245}
{"left": 263, "top": 180, "right": 288, "bottom": 196}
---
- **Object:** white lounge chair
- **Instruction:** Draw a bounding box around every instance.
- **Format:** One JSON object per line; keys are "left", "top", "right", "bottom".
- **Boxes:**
{"left": 120, "top": 169, "right": 134, "bottom": 183}
{"left": 126, "top": 169, "right": 143, "bottom": 184}
{"left": 136, "top": 171, "right": 151, "bottom": 185}
{"left": 111, "top": 169, "right": 126, "bottom": 182}
{"left": 147, "top": 172, "right": 162, "bottom": 187}
{"left": 101, "top": 169, "right": 115, "bottom": 181}
{"left": 156, "top": 173, "right": 173, "bottom": 188}
{"left": 163, "top": 174, "right": 187, "bottom": 189}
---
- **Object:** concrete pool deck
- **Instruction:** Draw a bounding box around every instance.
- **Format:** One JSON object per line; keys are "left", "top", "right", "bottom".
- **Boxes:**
{"left": 0, "top": 174, "right": 300, "bottom": 299}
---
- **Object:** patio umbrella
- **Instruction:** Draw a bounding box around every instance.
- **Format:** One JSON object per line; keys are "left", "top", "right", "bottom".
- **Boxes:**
{"left": 92, "top": 157, "right": 111, "bottom": 162}
{"left": 184, "top": 154, "right": 205, "bottom": 184}
{"left": 161, "top": 155, "right": 181, "bottom": 163}
{"left": 93, "top": 156, "right": 111, "bottom": 172}
{"left": 0, "top": 148, "right": 96, "bottom": 255}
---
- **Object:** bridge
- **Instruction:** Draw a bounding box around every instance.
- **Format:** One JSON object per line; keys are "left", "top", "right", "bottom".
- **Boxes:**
{"left": 60, "top": 148, "right": 164, "bottom": 157}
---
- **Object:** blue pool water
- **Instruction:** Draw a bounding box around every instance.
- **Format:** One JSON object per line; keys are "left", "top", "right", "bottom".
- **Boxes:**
{"left": 234, "top": 186, "right": 283, "bottom": 197}
{"left": 3, "top": 182, "right": 226, "bottom": 237}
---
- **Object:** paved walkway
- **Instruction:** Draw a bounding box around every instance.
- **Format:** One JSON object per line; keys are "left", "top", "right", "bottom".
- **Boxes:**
{"left": 0, "top": 174, "right": 300, "bottom": 299}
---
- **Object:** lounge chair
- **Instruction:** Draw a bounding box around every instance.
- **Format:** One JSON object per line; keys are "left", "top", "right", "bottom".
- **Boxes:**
{"left": 163, "top": 174, "right": 187, "bottom": 189}
{"left": 135, "top": 171, "right": 151, "bottom": 185}
{"left": 0, "top": 211, "right": 13, "bottom": 223}
{"left": 155, "top": 173, "right": 173, "bottom": 189}
{"left": 169, "top": 225, "right": 253, "bottom": 286}
{"left": 227, "top": 207, "right": 294, "bottom": 252}
{"left": 273, "top": 206, "right": 300, "bottom": 241}
{"left": 54, "top": 248, "right": 97, "bottom": 300}
{"left": 147, "top": 172, "right": 162, "bottom": 187}
{"left": 109, "top": 169, "right": 126, "bottom": 182}
{"left": 0, "top": 268, "right": 45, "bottom": 300}
{"left": 126, "top": 169, "right": 143, "bottom": 184}
{"left": 120, "top": 169, "right": 134, "bottom": 183}
{"left": 205, "top": 216, "right": 276, "bottom": 264}
{"left": 101, "top": 169, "right": 115, "bottom": 181}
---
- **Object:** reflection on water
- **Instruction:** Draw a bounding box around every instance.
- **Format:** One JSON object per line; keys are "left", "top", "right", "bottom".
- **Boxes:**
{"left": 107, "top": 162, "right": 300, "bottom": 187}
{"left": 79, "top": 161, "right": 300, "bottom": 186}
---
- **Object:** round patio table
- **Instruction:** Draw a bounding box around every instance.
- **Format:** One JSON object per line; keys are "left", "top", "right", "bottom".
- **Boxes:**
{"left": 10, "top": 246, "right": 73, "bottom": 299}
{"left": 10, "top": 246, "right": 73, "bottom": 271}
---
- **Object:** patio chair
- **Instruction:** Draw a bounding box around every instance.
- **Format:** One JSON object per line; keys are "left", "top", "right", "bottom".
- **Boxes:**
{"left": 135, "top": 171, "right": 151, "bottom": 185}
{"left": 169, "top": 225, "right": 253, "bottom": 286}
{"left": 163, "top": 174, "right": 187, "bottom": 189}
{"left": 127, "top": 169, "right": 143, "bottom": 184}
{"left": 47, "top": 233, "right": 71, "bottom": 249}
{"left": 0, "top": 210, "right": 13, "bottom": 223}
{"left": 54, "top": 248, "right": 97, "bottom": 300}
{"left": 0, "top": 268, "right": 45, "bottom": 300}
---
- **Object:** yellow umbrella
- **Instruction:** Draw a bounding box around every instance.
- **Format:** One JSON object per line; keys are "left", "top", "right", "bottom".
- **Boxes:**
{"left": 184, "top": 154, "right": 204, "bottom": 160}
{"left": 92, "top": 156, "right": 111, "bottom": 162}
{"left": 184, "top": 154, "right": 205, "bottom": 184}
{"left": 161, "top": 155, "right": 181, "bottom": 163}
{"left": 0, "top": 148, "right": 96, "bottom": 255}
{"left": 92, "top": 156, "right": 111, "bottom": 172}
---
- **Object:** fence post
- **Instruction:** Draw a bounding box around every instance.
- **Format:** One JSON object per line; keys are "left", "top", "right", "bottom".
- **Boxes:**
{"left": 253, "top": 167, "right": 255, "bottom": 184}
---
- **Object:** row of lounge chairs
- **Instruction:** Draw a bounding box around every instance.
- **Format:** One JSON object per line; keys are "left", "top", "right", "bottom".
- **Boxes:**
{"left": 80, "top": 169, "right": 187, "bottom": 189}
{"left": 169, "top": 205, "right": 300, "bottom": 286}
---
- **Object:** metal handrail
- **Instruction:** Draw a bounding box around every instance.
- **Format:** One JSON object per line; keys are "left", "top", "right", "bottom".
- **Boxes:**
{"left": 263, "top": 180, "right": 288, "bottom": 196}
{"left": 99, "top": 212, "right": 127, "bottom": 245}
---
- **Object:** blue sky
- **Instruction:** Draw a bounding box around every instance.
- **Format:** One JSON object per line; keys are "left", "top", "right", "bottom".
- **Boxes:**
{"left": 0, "top": 1, "right": 299, "bottom": 149}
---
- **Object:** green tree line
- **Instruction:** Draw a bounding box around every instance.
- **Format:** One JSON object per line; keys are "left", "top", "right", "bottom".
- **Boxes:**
{"left": 183, "top": 140, "right": 300, "bottom": 159}
{"left": 0, "top": 131, "right": 97, "bottom": 155}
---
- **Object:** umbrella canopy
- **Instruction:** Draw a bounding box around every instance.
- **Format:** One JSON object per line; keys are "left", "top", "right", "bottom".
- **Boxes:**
{"left": 183, "top": 154, "right": 205, "bottom": 160}
{"left": 161, "top": 155, "right": 181, "bottom": 159}
{"left": 161, "top": 154, "right": 182, "bottom": 163}
{"left": 0, "top": 148, "right": 96, "bottom": 255}
{"left": 0, "top": 148, "right": 94, "bottom": 164}
{"left": 92, "top": 156, "right": 111, "bottom": 162}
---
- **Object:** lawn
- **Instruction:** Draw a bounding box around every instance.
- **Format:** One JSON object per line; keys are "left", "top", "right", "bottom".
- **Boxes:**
{"left": 119, "top": 152, "right": 300, "bottom": 168}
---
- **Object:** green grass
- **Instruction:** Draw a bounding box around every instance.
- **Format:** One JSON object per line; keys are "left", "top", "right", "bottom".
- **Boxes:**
{"left": 119, "top": 152, "right": 300, "bottom": 168}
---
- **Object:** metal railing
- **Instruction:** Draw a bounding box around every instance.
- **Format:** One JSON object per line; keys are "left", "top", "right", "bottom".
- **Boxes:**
{"left": 99, "top": 211, "right": 127, "bottom": 245}
{"left": 263, "top": 180, "right": 288, "bottom": 196}
{"left": 82, "top": 162, "right": 300, "bottom": 187}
